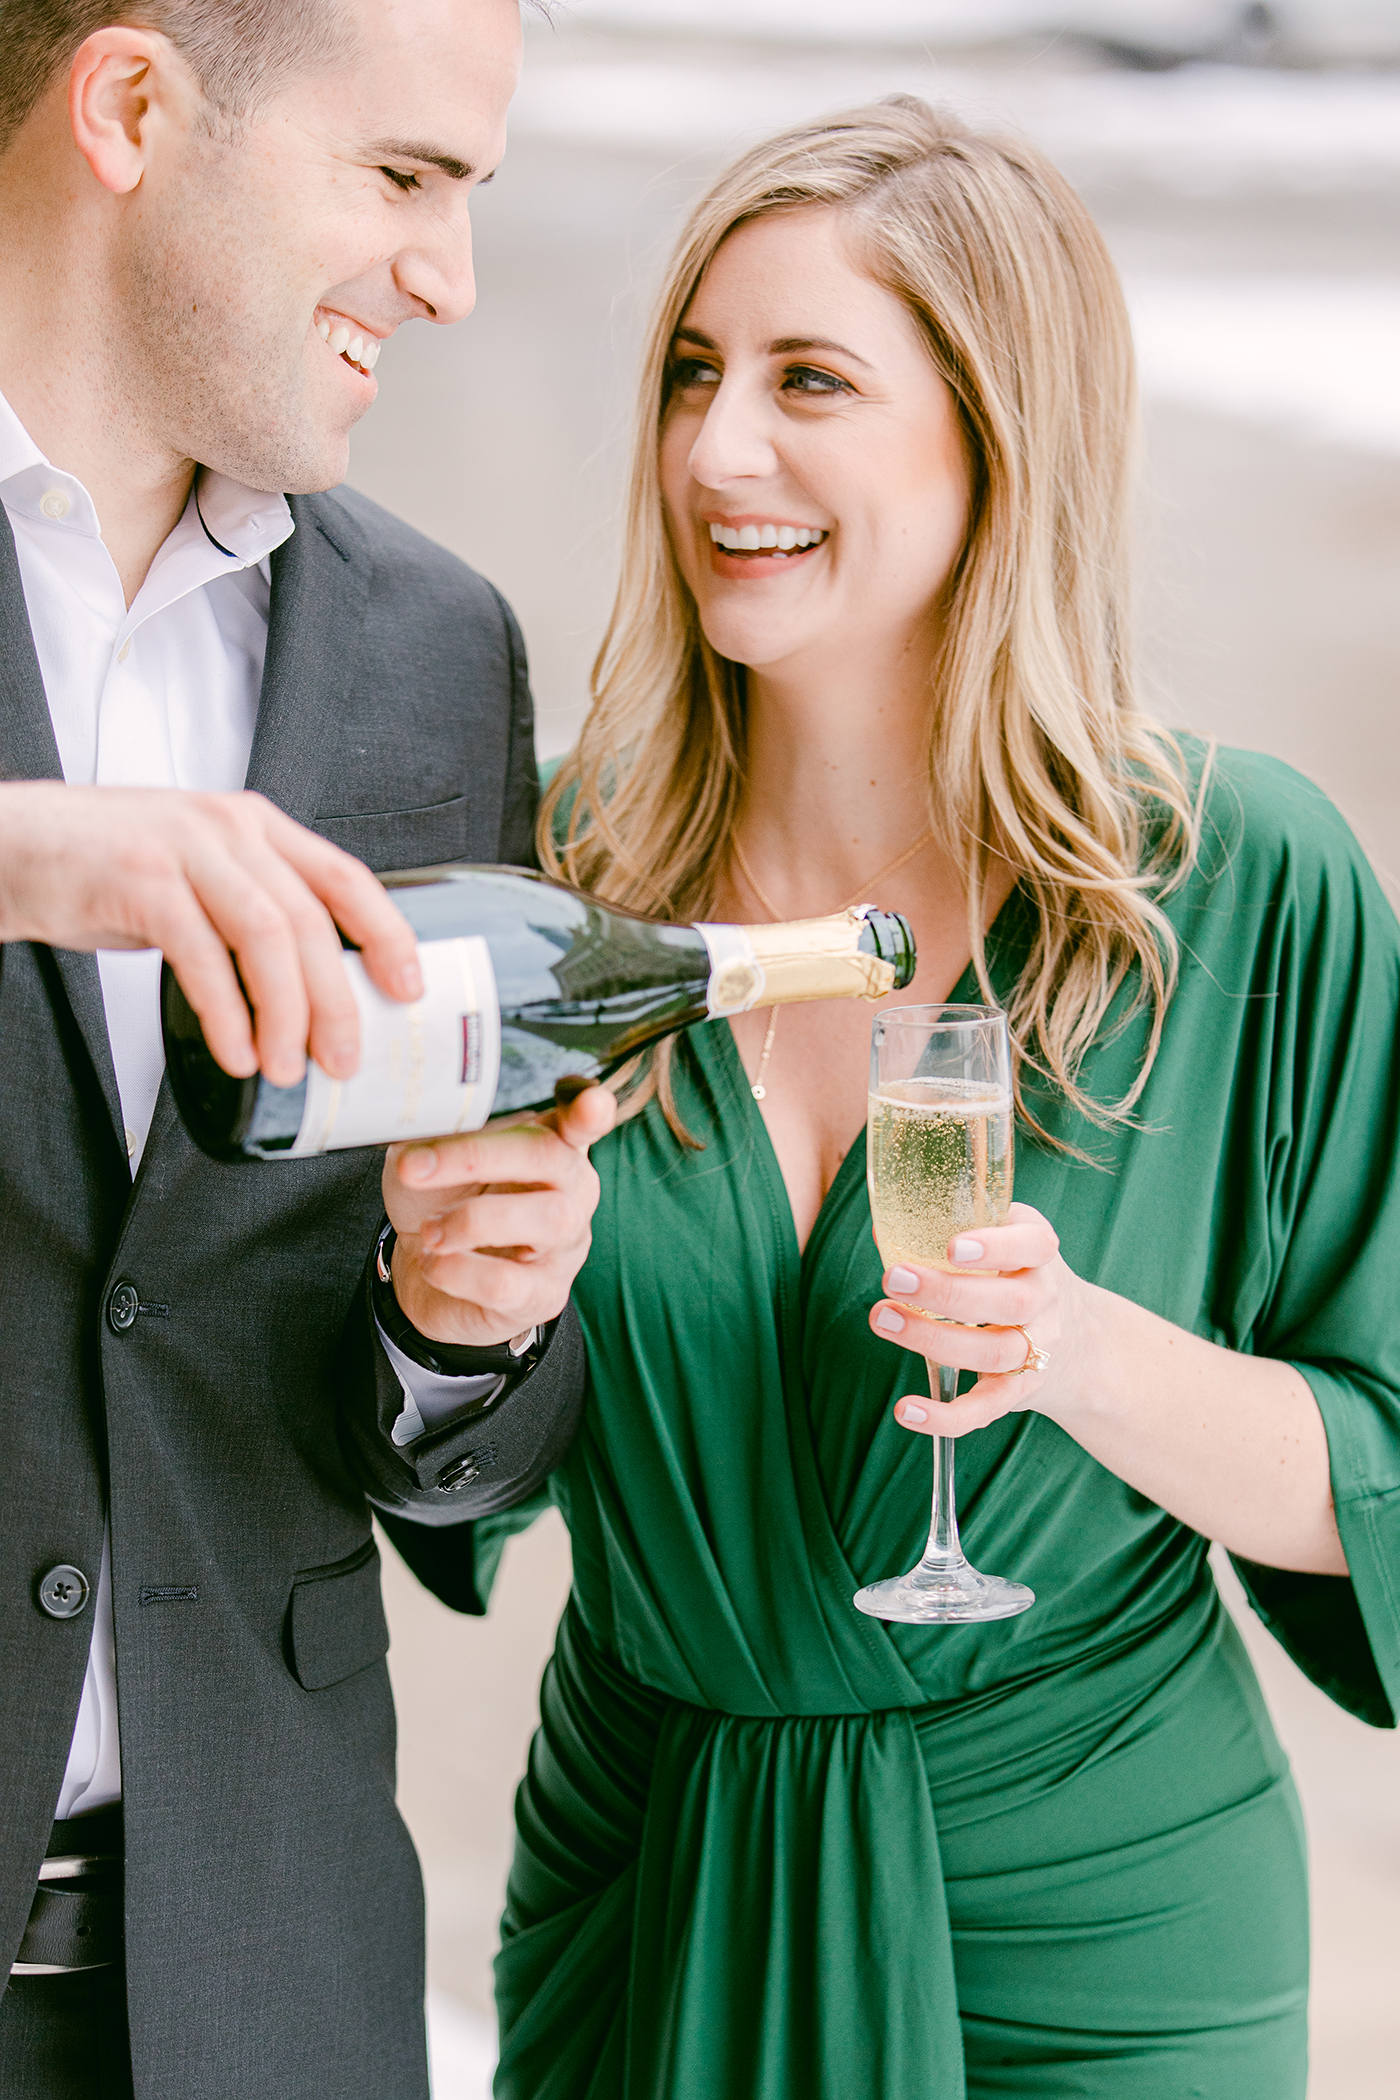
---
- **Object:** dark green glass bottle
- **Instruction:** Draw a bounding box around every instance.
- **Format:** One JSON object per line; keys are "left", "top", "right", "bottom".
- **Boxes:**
{"left": 161, "top": 863, "right": 916, "bottom": 1161}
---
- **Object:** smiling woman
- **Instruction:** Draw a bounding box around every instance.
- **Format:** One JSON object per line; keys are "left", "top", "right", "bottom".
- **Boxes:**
{"left": 500, "top": 93, "right": 1400, "bottom": 2100}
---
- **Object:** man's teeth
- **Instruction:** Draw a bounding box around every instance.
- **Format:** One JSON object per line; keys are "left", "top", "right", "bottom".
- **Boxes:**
{"left": 708, "top": 523, "right": 827, "bottom": 552}
{"left": 315, "top": 316, "right": 380, "bottom": 371}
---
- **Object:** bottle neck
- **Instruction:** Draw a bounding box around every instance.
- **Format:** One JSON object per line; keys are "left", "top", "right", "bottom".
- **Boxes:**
{"left": 698, "top": 911, "right": 897, "bottom": 1015}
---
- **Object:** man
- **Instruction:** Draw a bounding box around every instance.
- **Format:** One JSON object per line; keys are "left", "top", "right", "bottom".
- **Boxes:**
{"left": 0, "top": 2, "right": 613, "bottom": 2094}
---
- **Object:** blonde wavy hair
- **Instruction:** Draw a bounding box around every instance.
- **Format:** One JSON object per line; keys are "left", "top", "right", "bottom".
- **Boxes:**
{"left": 540, "top": 95, "right": 1209, "bottom": 1144}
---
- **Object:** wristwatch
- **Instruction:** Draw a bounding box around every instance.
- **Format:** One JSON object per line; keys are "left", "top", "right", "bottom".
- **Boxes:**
{"left": 371, "top": 1220, "right": 553, "bottom": 1386}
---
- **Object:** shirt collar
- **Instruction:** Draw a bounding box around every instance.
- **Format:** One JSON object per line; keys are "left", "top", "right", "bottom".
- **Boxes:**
{"left": 0, "top": 381, "right": 293, "bottom": 570}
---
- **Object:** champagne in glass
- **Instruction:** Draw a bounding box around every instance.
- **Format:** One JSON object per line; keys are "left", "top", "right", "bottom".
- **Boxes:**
{"left": 854, "top": 1005, "right": 1035, "bottom": 1624}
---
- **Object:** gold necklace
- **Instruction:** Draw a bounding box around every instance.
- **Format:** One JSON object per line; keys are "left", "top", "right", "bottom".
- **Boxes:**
{"left": 730, "top": 828, "right": 932, "bottom": 1100}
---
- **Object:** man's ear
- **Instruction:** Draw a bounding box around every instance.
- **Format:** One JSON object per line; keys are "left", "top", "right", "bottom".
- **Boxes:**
{"left": 68, "top": 26, "right": 196, "bottom": 196}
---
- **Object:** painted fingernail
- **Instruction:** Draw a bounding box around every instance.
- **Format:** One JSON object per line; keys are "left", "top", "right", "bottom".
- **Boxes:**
{"left": 403, "top": 1146, "right": 438, "bottom": 1182}
{"left": 875, "top": 1306, "right": 905, "bottom": 1334}
{"left": 899, "top": 1401, "right": 929, "bottom": 1425}
{"left": 395, "top": 961, "right": 424, "bottom": 1000}
{"left": 951, "top": 1237, "right": 985, "bottom": 1264}
{"left": 886, "top": 1266, "right": 920, "bottom": 1295}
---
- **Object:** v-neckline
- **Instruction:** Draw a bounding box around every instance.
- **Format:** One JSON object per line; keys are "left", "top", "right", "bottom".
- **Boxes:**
{"left": 715, "top": 887, "right": 1029, "bottom": 1267}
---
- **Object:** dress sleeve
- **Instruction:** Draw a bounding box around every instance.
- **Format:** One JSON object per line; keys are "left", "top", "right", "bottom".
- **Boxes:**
{"left": 1238, "top": 796, "right": 1400, "bottom": 1727}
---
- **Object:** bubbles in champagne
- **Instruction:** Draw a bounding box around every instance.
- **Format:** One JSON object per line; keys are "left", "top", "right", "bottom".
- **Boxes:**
{"left": 867, "top": 1078, "right": 1013, "bottom": 1271}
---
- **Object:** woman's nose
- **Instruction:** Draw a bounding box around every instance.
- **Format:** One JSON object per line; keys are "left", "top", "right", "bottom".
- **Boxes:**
{"left": 686, "top": 376, "right": 778, "bottom": 489}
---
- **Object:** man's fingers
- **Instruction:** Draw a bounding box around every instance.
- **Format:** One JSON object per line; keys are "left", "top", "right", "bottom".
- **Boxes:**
{"left": 266, "top": 808, "right": 421, "bottom": 1003}
{"left": 400, "top": 1246, "right": 572, "bottom": 1334}
{"left": 549, "top": 1080, "right": 618, "bottom": 1153}
{"left": 420, "top": 1188, "right": 582, "bottom": 1256}
{"left": 396, "top": 1119, "right": 594, "bottom": 1192}
{"left": 230, "top": 845, "right": 367, "bottom": 1079}
{"left": 152, "top": 905, "right": 261, "bottom": 1078}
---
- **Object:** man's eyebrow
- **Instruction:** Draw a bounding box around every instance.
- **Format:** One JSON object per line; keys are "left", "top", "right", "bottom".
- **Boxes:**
{"left": 368, "top": 139, "right": 476, "bottom": 180}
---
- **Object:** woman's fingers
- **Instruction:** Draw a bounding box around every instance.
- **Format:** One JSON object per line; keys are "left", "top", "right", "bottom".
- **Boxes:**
{"left": 877, "top": 1205, "right": 1060, "bottom": 1327}
{"left": 892, "top": 1378, "right": 1032, "bottom": 1439}
{"left": 869, "top": 1201, "right": 1065, "bottom": 1435}
{"left": 870, "top": 1301, "right": 1049, "bottom": 1377}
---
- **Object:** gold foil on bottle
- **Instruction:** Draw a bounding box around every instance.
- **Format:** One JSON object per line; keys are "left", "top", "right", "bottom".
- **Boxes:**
{"left": 710, "top": 958, "right": 765, "bottom": 1010}
{"left": 746, "top": 909, "right": 896, "bottom": 1006}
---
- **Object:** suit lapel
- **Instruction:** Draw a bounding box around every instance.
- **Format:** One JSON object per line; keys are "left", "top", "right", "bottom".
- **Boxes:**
{"left": 0, "top": 506, "right": 125, "bottom": 1147}
{"left": 244, "top": 493, "right": 371, "bottom": 819}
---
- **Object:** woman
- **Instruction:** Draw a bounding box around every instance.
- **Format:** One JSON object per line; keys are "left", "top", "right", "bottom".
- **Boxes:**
{"left": 462, "top": 99, "right": 1400, "bottom": 2096}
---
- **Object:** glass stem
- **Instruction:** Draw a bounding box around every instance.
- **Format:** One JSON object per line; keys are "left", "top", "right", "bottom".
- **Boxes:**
{"left": 922, "top": 1362, "right": 964, "bottom": 1568}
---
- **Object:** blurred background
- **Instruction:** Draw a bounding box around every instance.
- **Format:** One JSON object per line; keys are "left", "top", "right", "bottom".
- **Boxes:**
{"left": 346, "top": 4, "right": 1400, "bottom": 2093}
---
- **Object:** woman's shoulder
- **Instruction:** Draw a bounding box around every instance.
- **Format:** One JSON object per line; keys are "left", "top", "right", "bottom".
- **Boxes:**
{"left": 1171, "top": 735, "right": 1391, "bottom": 925}
{"left": 537, "top": 751, "right": 579, "bottom": 850}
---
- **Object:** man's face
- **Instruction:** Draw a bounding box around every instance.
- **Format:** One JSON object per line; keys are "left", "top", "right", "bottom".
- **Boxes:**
{"left": 118, "top": 0, "right": 520, "bottom": 493}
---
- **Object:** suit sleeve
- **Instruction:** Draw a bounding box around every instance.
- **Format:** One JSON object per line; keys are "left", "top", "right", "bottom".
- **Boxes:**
{"left": 335, "top": 572, "right": 586, "bottom": 1572}
{"left": 337, "top": 1249, "right": 586, "bottom": 1529}
{"left": 491, "top": 582, "right": 543, "bottom": 871}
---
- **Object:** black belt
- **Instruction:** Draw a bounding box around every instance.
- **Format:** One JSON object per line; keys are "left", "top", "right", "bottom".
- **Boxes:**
{"left": 10, "top": 1806, "right": 123, "bottom": 1976}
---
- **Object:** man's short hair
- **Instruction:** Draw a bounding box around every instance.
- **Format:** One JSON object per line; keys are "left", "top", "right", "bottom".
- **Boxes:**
{"left": 0, "top": 1, "right": 354, "bottom": 155}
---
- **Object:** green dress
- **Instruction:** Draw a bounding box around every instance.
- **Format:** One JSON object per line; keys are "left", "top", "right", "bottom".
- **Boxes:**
{"left": 477, "top": 748, "right": 1400, "bottom": 2099}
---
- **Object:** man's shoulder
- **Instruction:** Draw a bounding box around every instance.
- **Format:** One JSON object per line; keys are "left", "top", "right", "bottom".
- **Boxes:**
{"left": 296, "top": 484, "right": 512, "bottom": 635}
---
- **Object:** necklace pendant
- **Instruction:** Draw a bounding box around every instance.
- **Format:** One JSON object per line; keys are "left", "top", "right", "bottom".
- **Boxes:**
{"left": 751, "top": 1083, "right": 766, "bottom": 1100}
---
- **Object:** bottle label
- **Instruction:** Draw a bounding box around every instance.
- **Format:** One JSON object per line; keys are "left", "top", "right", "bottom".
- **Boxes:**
{"left": 289, "top": 936, "right": 502, "bottom": 1155}
{"left": 696, "top": 924, "right": 766, "bottom": 1014}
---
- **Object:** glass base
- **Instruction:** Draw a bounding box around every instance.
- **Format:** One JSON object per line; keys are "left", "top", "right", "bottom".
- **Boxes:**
{"left": 853, "top": 1556, "right": 1035, "bottom": 1624}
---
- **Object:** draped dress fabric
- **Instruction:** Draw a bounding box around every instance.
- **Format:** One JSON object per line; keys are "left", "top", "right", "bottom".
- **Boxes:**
{"left": 480, "top": 749, "right": 1400, "bottom": 2099}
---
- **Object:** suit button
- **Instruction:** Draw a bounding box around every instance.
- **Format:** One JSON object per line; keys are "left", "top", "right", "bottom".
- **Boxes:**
{"left": 107, "top": 1281, "right": 139, "bottom": 1333}
{"left": 38, "top": 1565, "right": 91, "bottom": 1619}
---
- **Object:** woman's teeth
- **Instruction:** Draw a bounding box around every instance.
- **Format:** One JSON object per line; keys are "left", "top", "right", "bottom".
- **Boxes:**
{"left": 315, "top": 315, "right": 380, "bottom": 373}
{"left": 708, "top": 522, "right": 827, "bottom": 554}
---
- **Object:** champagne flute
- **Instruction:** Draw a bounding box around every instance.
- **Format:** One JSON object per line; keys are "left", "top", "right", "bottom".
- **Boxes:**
{"left": 854, "top": 1004, "right": 1036, "bottom": 1624}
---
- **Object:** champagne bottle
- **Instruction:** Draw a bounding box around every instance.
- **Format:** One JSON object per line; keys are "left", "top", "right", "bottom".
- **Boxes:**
{"left": 162, "top": 863, "right": 916, "bottom": 1161}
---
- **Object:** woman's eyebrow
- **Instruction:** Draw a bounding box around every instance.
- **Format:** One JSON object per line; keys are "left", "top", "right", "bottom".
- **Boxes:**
{"left": 671, "top": 326, "right": 873, "bottom": 371}
{"left": 769, "top": 335, "right": 873, "bottom": 369}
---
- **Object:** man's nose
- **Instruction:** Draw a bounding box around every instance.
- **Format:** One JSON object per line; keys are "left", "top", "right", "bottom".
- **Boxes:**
{"left": 395, "top": 207, "right": 478, "bottom": 327}
{"left": 687, "top": 374, "right": 778, "bottom": 488}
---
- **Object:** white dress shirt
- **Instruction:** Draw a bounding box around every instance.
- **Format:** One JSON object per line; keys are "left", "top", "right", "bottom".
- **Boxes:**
{"left": 2, "top": 387, "right": 495, "bottom": 1827}
{"left": 1, "top": 386, "right": 295, "bottom": 1820}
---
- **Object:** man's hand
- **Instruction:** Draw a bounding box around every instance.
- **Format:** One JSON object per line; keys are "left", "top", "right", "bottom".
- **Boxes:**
{"left": 0, "top": 782, "right": 421, "bottom": 1084}
{"left": 384, "top": 1081, "right": 618, "bottom": 1350}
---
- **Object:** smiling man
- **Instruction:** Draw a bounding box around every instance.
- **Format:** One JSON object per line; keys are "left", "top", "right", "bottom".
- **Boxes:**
{"left": 0, "top": 5, "right": 612, "bottom": 2097}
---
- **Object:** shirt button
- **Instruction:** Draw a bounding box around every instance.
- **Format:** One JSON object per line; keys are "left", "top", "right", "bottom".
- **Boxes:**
{"left": 124, "top": 1128, "right": 136, "bottom": 1159}
{"left": 117, "top": 639, "right": 132, "bottom": 664}
{"left": 107, "top": 1281, "right": 140, "bottom": 1333}
{"left": 39, "top": 488, "right": 71, "bottom": 521}
{"left": 38, "top": 1565, "right": 91, "bottom": 1619}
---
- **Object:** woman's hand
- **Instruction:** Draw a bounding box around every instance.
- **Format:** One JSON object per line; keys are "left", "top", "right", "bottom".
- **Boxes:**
{"left": 867, "top": 1200, "right": 1346, "bottom": 1574}
{"left": 868, "top": 1202, "right": 1094, "bottom": 1438}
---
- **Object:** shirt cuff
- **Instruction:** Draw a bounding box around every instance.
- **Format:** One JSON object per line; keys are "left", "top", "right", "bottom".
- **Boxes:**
{"left": 377, "top": 1317, "right": 538, "bottom": 1447}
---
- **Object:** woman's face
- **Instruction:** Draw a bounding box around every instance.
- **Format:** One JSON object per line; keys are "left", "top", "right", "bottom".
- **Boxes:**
{"left": 659, "top": 207, "right": 972, "bottom": 685}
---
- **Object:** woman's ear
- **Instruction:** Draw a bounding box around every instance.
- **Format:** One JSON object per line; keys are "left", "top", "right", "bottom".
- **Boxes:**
{"left": 68, "top": 26, "right": 192, "bottom": 197}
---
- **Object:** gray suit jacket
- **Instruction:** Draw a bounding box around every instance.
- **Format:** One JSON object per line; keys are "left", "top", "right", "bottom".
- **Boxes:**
{"left": 0, "top": 485, "right": 583, "bottom": 2097}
